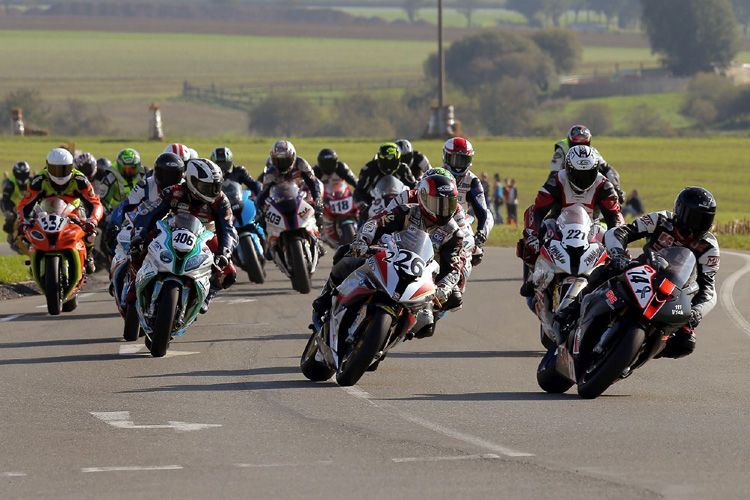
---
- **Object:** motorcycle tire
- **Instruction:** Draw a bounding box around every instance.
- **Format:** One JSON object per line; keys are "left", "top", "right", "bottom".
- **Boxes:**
{"left": 123, "top": 302, "right": 141, "bottom": 342}
{"left": 240, "top": 236, "right": 265, "bottom": 284}
{"left": 536, "top": 349, "right": 574, "bottom": 394}
{"left": 44, "top": 255, "right": 62, "bottom": 316}
{"left": 288, "top": 237, "right": 311, "bottom": 294}
{"left": 577, "top": 322, "right": 645, "bottom": 399}
{"left": 62, "top": 294, "right": 78, "bottom": 312}
{"left": 300, "top": 332, "right": 335, "bottom": 382}
{"left": 540, "top": 325, "right": 555, "bottom": 350}
{"left": 336, "top": 309, "right": 391, "bottom": 387}
{"left": 339, "top": 223, "right": 356, "bottom": 246}
{"left": 149, "top": 281, "right": 180, "bottom": 358}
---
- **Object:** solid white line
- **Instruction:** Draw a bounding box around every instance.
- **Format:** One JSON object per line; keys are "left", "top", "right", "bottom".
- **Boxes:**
{"left": 340, "top": 386, "right": 534, "bottom": 458}
{"left": 118, "top": 344, "right": 146, "bottom": 355}
{"left": 1, "top": 471, "right": 27, "bottom": 477}
{"left": 234, "top": 460, "right": 333, "bottom": 469}
{"left": 0, "top": 314, "right": 23, "bottom": 322}
{"left": 81, "top": 465, "right": 183, "bottom": 473}
{"left": 720, "top": 251, "right": 750, "bottom": 338}
{"left": 393, "top": 454, "right": 500, "bottom": 463}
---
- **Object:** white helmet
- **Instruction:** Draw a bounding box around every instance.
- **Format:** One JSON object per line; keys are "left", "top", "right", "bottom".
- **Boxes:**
{"left": 164, "top": 143, "right": 191, "bottom": 162}
{"left": 185, "top": 158, "right": 223, "bottom": 203}
{"left": 46, "top": 148, "right": 75, "bottom": 187}
{"left": 565, "top": 145, "right": 600, "bottom": 192}
{"left": 269, "top": 140, "right": 297, "bottom": 174}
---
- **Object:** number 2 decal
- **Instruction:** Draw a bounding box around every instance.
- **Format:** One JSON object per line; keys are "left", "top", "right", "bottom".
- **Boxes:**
{"left": 566, "top": 229, "right": 585, "bottom": 240}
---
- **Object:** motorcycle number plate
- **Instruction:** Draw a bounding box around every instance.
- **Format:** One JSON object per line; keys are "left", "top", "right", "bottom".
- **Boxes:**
{"left": 172, "top": 229, "right": 196, "bottom": 253}
{"left": 625, "top": 265, "right": 656, "bottom": 309}
{"left": 328, "top": 196, "right": 352, "bottom": 215}
{"left": 40, "top": 215, "right": 65, "bottom": 233}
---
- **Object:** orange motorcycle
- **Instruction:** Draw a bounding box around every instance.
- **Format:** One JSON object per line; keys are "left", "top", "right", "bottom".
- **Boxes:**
{"left": 22, "top": 197, "right": 91, "bottom": 315}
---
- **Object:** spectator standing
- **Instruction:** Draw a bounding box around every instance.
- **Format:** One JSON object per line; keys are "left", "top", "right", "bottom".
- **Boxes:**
{"left": 492, "top": 173, "right": 504, "bottom": 224}
{"left": 503, "top": 178, "right": 518, "bottom": 225}
{"left": 623, "top": 189, "right": 644, "bottom": 218}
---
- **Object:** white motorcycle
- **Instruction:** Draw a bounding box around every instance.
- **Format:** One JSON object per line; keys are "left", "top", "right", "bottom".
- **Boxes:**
{"left": 368, "top": 175, "right": 407, "bottom": 218}
{"left": 532, "top": 206, "right": 608, "bottom": 348}
{"left": 134, "top": 213, "right": 215, "bottom": 357}
{"left": 263, "top": 182, "right": 320, "bottom": 294}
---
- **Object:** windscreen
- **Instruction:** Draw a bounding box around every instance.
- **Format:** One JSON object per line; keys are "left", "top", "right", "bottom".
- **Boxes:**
{"left": 392, "top": 229, "right": 434, "bottom": 261}
{"left": 271, "top": 182, "right": 299, "bottom": 202}
{"left": 373, "top": 175, "right": 405, "bottom": 198}
{"left": 657, "top": 246, "right": 697, "bottom": 287}
{"left": 171, "top": 213, "right": 203, "bottom": 234}
{"left": 557, "top": 205, "right": 592, "bottom": 229}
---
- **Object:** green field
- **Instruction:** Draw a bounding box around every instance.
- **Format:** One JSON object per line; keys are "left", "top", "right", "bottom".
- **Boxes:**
{"left": 332, "top": 6, "right": 527, "bottom": 28}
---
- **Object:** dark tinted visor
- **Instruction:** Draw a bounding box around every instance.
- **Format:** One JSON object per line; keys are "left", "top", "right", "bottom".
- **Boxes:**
{"left": 273, "top": 156, "right": 294, "bottom": 172}
{"left": 121, "top": 165, "right": 138, "bottom": 179}
{"left": 568, "top": 167, "right": 598, "bottom": 191}
{"left": 319, "top": 158, "right": 337, "bottom": 174}
{"left": 678, "top": 209, "right": 715, "bottom": 239}
{"left": 48, "top": 163, "right": 72, "bottom": 178}
{"left": 191, "top": 176, "right": 221, "bottom": 199}
{"left": 155, "top": 168, "right": 183, "bottom": 189}
{"left": 447, "top": 153, "right": 472, "bottom": 174}
{"left": 378, "top": 157, "right": 399, "bottom": 175}
{"left": 216, "top": 160, "right": 232, "bottom": 173}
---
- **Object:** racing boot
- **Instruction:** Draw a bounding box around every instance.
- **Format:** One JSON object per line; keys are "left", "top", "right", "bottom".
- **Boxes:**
{"left": 553, "top": 300, "right": 581, "bottom": 344}
{"left": 85, "top": 251, "right": 96, "bottom": 274}
{"left": 200, "top": 287, "right": 220, "bottom": 314}
{"left": 310, "top": 281, "right": 335, "bottom": 332}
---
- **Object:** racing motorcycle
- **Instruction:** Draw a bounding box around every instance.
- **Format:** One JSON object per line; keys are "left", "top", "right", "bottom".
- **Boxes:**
{"left": 300, "top": 229, "right": 439, "bottom": 386}
{"left": 531, "top": 206, "right": 607, "bottom": 349}
{"left": 110, "top": 210, "right": 141, "bottom": 341}
{"left": 23, "top": 197, "right": 91, "bottom": 315}
{"left": 263, "top": 182, "right": 320, "bottom": 294}
{"left": 321, "top": 178, "right": 358, "bottom": 248}
{"left": 368, "top": 175, "right": 407, "bottom": 218}
{"left": 134, "top": 213, "right": 214, "bottom": 357}
{"left": 223, "top": 181, "right": 266, "bottom": 284}
{"left": 537, "top": 246, "right": 699, "bottom": 399}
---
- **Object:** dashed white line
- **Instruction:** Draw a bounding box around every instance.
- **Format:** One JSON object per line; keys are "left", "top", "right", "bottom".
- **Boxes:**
{"left": 392, "top": 454, "right": 500, "bottom": 463}
{"left": 117, "top": 344, "right": 199, "bottom": 357}
{"left": 234, "top": 460, "right": 333, "bottom": 469}
{"left": 1, "top": 471, "right": 27, "bottom": 477}
{"left": 340, "top": 386, "right": 534, "bottom": 458}
{"left": 81, "top": 465, "right": 183, "bottom": 473}
{"left": 0, "top": 314, "right": 22, "bottom": 322}
{"left": 721, "top": 251, "right": 750, "bottom": 338}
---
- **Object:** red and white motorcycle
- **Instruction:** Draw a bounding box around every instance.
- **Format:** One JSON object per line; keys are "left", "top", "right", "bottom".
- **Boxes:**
{"left": 321, "top": 178, "right": 358, "bottom": 248}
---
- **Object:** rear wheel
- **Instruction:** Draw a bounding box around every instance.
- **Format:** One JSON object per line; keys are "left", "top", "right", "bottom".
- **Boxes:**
{"left": 288, "top": 237, "right": 311, "bottom": 294}
{"left": 44, "top": 255, "right": 62, "bottom": 316}
{"left": 300, "top": 332, "right": 335, "bottom": 381}
{"left": 62, "top": 294, "right": 78, "bottom": 312}
{"left": 240, "top": 236, "right": 265, "bottom": 284}
{"left": 339, "top": 222, "right": 357, "bottom": 246}
{"left": 123, "top": 302, "right": 141, "bottom": 341}
{"left": 336, "top": 309, "right": 391, "bottom": 387}
{"left": 149, "top": 282, "right": 180, "bottom": 358}
{"left": 577, "top": 323, "right": 645, "bottom": 399}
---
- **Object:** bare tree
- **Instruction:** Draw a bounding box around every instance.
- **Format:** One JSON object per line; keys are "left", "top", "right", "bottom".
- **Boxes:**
{"left": 403, "top": 0, "right": 427, "bottom": 23}
{"left": 457, "top": 0, "right": 480, "bottom": 28}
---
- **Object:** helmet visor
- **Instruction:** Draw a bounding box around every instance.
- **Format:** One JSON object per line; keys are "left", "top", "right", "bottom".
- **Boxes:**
{"left": 121, "top": 165, "right": 137, "bottom": 179}
{"left": 191, "top": 176, "right": 221, "bottom": 200}
{"left": 273, "top": 156, "right": 294, "bottom": 173}
{"left": 216, "top": 160, "right": 232, "bottom": 173}
{"left": 319, "top": 158, "right": 336, "bottom": 175}
{"left": 567, "top": 167, "right": 598, "bottom": 191}
{"left": 48, "top": 163, "right": 73, "bottom": 179}
{"left": 677, "top": 208, "right": 715, "bottom": 240}
{"left": 155, "top": 168, "right": 183, "bottom": 189}
{"left": 447, "top": 153, "right": 472, "bottom": 174}
{"left": 423, "top": 194, "right": 457, "bottom": 221}
{"left": 378, "top": 157, "right": 399, "bottom": 175}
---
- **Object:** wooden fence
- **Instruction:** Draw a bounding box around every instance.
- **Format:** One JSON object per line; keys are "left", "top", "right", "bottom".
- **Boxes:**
{"left": 714, "top": 219, "right": 750, "bottom": 235}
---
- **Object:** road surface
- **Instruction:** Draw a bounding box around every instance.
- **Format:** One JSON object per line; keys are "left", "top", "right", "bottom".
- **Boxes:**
{"left": 1, "top": 248, "right": 749, "bottom": 499}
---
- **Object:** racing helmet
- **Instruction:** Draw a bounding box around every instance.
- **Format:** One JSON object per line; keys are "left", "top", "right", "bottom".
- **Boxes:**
{"left": 74, "top": 152, "right": 97, "bottom": 181}
{"left": 568, "top": 124, "right": 592, "bottom": 146}
{"left": 674, "top": 187, "right": 716, "bottom": 242}
{"left": 164, "top": 143, "right": 192, "bottom": 163}
{"left": 395, "top": 139, "right": 414, "bottom": 165}
{"left": 565, "top": 145, "right": 599, "bottom": 192}
{"left": 376, "top": 143, "right": 401, "bottom": 176}
{"left": 210, "top": 146, "right": 234, "bottom": 174}
{"left": 270, "top": 140, "right": 297, "bottom": 175}
{"left": 185, "top": 159, "right": 223, "bottom": 203}
{"left": 12, "top": 161, "right": 31, "bottom": 185}
{"left": 46, "top": 148, "right": 75, "bottom": 188}
{"left": 442, "top": 137, "right": 475, "bottom": 178}
{"left": 116, "top": 148, "right": 142, "bottom": 181}
{"left": 153, "top": 152, "right": 185, "bottom": 189}
{"left": 417, "top": 173, "right": 458, "bottom": 226}
{"left": 317, "top": 148, "right": 338, "bottom": 176}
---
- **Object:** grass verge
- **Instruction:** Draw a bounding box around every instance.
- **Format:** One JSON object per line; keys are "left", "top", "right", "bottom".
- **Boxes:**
{"left": 0, "top": 255, "right": 30, "bottom": 284}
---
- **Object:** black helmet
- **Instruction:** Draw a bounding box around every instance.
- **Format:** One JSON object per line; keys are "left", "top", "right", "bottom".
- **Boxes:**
{"left": 210, "top": 146, "right": 234, "bottom": 174}
{"left": 395, "top": 139, "right": 413, "bottom": 165}
{"left": 674, "top": 187, "right": 716, "bottom": 242}
{"left": 96, "top": 157, "right": 112, "bottom": 172}
{"left": 222, "top": 180, "right": 243, "bottom": 216}
{"left": 74, "top": 152, "right": 97, "bottom": 181}
{"left": 317, "top": 148, "right": 338, "bottom": 176}
{"left": 376, "top": 143, "right": 401, "bottom": 176}
{"left": 153, "top": 152, "right": 185, "bottom": 189}
{"left": 12, "top": 161, "right": 31, "bottom": 184}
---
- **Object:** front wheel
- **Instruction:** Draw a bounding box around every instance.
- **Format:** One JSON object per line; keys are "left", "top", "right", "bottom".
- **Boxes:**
{"left": 123, "top": 302, "right": 141, "bottom": 341}
{"left": 336, "top": 309, "right": 392, "bottom": 387}
{"left": 300, "top": 332, "right": 335, "bottom": 382}
{"left": 240, "top": 235, "right": 265, "bottom": 284}
{"left": 44, "top": 255, "right": 62, "bottom": 316}
{"left": 149, "top": 282, "right": 180, "bottom": 358}
{"left": 338, "top": 222, "right": 357, "bottom": 246}
{"left": 287, "top": 237, "right": 311, "bottom": 294}
{"left": 577, "top": 322, "right": 645, "bottom": 399}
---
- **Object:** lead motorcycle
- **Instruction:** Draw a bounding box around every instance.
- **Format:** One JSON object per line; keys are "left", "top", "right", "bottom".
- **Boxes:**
{"left": 300, "top": 229, "right": 439, "bottom": 386}
{"left": 263, "top": 182, "right": 320, "bottom": 294}
{"left": 134, "top": 213, "right": 214, "bottom": 357}
{"left": 531, "top": 206, "right": 607, "bottom": 349}
{"left": 537, "top": 246, "right": 699, "bottom": 399}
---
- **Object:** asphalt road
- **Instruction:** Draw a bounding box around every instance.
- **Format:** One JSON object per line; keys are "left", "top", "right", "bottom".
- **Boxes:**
{"left": 1, "top": 248, "right": 749, "bottom": 499}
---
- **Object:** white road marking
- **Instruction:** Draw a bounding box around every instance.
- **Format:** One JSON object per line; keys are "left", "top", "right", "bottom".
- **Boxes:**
{"left": 1, "top": 471, "right": 27, "bottom": 477}
{"left": 78, "top": 293, "right": 94, "bottom": 300}
{"left": 213, "top": 297, "right": 257, "bottom": 305}
{"left": 392, "top": 454, "right": 500, "bottom": 463}
{"left": 0, "top": 314, "right": 23, "bottom": 322}
{"left": 721, "top": 251, "right": 750, "bottom": 338}
{"left": 117, "top": 344, "right": 199, "bottom": 357}
{"left": 81, "top": 465, "right": 183, "bottom": 473}
{"left": 91, "top": 411, "right": 221, "bottom": 432}
{"left": 234, "top": 460, "right": 333, "bottom": 469}
{"left": 340, "top": 386, "right": 534, "bottom": 458}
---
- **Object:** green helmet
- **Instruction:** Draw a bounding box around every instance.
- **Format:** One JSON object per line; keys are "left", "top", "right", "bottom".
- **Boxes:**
{"left": 210, "top": 146, "right": 234, "bottom": 174}
{"left": 376, "top": 142, "right": 401, "bottom": 176}
{"left": 424, "top": 166, "right": 452, "bottom": 178}
{"left": 116, "top": 148, "right": 141, "bottom": 180}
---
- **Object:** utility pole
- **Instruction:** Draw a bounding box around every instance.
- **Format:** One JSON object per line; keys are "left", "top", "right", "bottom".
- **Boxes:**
{"left": 438, "top": 0, "right": 445, "bottom": 110}
{"left": 426, "top": 0, "right": 456, "bottom": 138}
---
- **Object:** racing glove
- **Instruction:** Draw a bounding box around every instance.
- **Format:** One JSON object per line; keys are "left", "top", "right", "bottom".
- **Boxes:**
{"left": 471, "top": 252, "right": 483, "bottom": 267}
{"left": 349, "top": 238, "right": 369, "bottom": 257}
{"left": 17, "top": 220, "right": 31, "bottom": 236}
{"left": 475, "top": 231, "right": 487, "bottom": 247}
{"left": 688, "top": 308, "right": 702, "bottom": 329}
{"left": 608, "top": 247, "right": 633, "bottom": 272}
{"left": 214, "top": 254, "right": 230, "bottom": 270}
{"left": 81, "top": 219, "right": 98, "bottom": 235}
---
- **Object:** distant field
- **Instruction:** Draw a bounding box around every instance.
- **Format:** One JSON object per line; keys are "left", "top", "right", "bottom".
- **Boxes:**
{"left": 331, "top": 6, "right": 527, "bottom": 28}
{"left": 1, "top": 135, "right": 746, "bottom": 232}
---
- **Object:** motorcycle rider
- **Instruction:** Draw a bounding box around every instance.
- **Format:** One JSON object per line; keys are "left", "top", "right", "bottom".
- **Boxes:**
{"left": 131, "top": 158, "right": 237, "bottom": 314}
{"left": 106, "top": 152, "right": 186, "bottom": 253}
{"left": 17, "top": 148, "right": 104, "bottom": 273}
{"left": 550, "top": 124, "right": 624, "bottom": 203}
{"left": 395, "top": 139, "right": 431, "bottom": 180}
{"left": 313, "top": 148, "right": 357, "bottom": 187}
{"left": 312, "top": 172, "right": 466, "bottom": 338}
{"left": 74, "top": 152, "right": 98, "bottom": 183}
{"left": 210, "top": 146, "right": 261, "bottom": 196}
{"left": 557, "top": 187, "right": 719, "bottom": 359}
{"left": 442, "top": 137, "right": 493, "bottom": 266}
{"left": 354, "top": 143, "right": 416, "bottom": 219}
{"left": 165, "top": 143, "right": 193, "bottom": 163}
{"left": 519, "top": 145, "right": 623, "bottom": 297}
{"left": 2, "top": 161, "right": 33, "bottom": 249}
{"left": 98, "top": 148, "right": 146, "bottom": 211}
